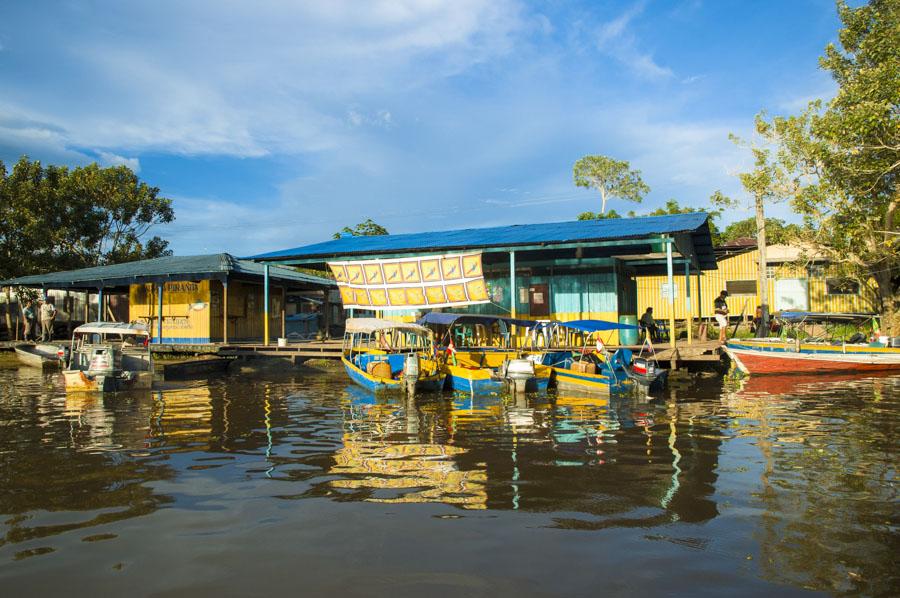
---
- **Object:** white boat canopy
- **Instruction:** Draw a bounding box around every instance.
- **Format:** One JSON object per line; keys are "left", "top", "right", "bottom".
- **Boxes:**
{"left": 345, "top": 318, "right": 432, "bottom": 336}
{"left": 73, "top": 321, "right": 151, "bottom": 336}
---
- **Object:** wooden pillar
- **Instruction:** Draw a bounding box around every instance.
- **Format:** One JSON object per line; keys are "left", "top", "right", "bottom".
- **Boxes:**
{"left": 323, "top": 289, "right": 331, "bottom": 339}
{"left": 509, "top": 250, "right": 516, "bottom": 349}
{"left": 84, "top": 290, "right": 89, "bottom": 324}
{"left": 263, "top": 264, "right": 270, "bottom": 346}
{"left": 665, "top": 238, "right": 675, "bottom": 349}
{"left": 157, "top": 283, "right": 164, "bottom": 344}
{"left": 281, "top": 286, "right": 286, "bottom": 339}
{"left": 97, "top": 288, "right": 104, "bottom": 322}
{"left": 222, "top": 279, "right": 229, "bottom": 344}
{"left": 685, "top": 261, "right": 693, "bottom": 345}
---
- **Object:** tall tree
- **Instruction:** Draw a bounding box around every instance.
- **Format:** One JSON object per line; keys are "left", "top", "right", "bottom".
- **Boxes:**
{"left": 719, "top": 216, "right": 802, "bottom": 246}
{"left": 573, "top": 155, "right": 650, "bottom": 214}
{"left": 333, "top": 218, "right": 389, "bottom": 239}
{"left": 757, "top": 0, "right": 899, "bottom": 332}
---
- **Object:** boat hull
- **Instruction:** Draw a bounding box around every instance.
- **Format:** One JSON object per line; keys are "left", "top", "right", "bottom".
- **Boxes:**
{"left": 342, "top": 357, "right": 445, "bottom": 393}
{"left": 15, "top": 345, "right": 62, "bottom": 369}
{"left": 444, "top": 362, "right": 551, "bottom": 395}
{"left": 63, "top": 369, "right": 153, "bottom": 392}
{"left": 725, "top": 341, "right": 900, "bottom": 376}
{"left": 551, "top": 366, "right": 631, "bottom": 394}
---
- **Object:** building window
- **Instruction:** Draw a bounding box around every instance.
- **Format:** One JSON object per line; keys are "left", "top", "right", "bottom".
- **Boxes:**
{"left": 766, "top": 266, "right": 776, "bottom": 279}
{"left": 807, "top": 264, "right": 825, "bottom": 278}
{"left": 826, "top": 278, "right": 859, "bottom": 295}
{"left": 726, "top": 280, "right": 757, "bottom": 295}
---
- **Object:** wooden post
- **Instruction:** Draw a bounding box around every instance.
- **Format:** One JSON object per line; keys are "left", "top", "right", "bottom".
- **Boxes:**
{"left": 98, "top": 288, "right": 104, "bottom": 322}
{"left": 157, "top": 283, "right": 164, "bottom": 344}
{"left": 509, "top": 250, "right": 516, "bottom": 349}
{"left": 665, "top": 238, "right": 676, "bottom": 349}
{"left": 263, "top": 264, "right": 270, "bottom": 346}
{"left": 84, "top": 291, "right": 89, "bottom": 324}
{"left": 281, "top": 286, "right": 286, "bottom": 339}
{"left": 685, "top": 261, "right": 693, "bottom": 345}
{"left": 222, "top": 279, "right": 229, "bottom": 344}
{"left": 696, "top": 270, "right": 704, "bottom": 340}
{"left": 323, "top": 289, "right": 331, "bottom": 339}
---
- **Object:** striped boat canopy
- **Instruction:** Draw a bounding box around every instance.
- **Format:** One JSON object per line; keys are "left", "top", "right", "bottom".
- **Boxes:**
{"left": 558, "top": 319, "right": 639, "bottom": 332}
{"left": 344, "top": 318, "right": 431, "bottom": 335}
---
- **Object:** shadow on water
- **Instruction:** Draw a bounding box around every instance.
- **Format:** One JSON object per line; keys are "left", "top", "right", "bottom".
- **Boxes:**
{"left": 0, "top": 350, "right": 897, "bottom": 595}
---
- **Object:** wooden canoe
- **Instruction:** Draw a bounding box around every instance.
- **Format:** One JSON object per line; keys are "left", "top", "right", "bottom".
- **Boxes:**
{"left": 15, "top": 344, "right": 62, "bottom": 368}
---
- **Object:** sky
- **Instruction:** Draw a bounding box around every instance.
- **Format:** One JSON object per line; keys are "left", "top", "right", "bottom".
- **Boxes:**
{"left": 0, "top": 1, "right": 842, "bottom": 256}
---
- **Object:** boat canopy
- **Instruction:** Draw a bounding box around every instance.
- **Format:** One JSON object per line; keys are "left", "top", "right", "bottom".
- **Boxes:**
{"left": 73, "top": 321, "right": 150, "bottom": 336}
{"left": 345, "top": 318, "right": 432, "bottom": 335}
{"left": 558, "top": 319, "right": 639, "bottom": 333}
{"left": 416, "top": 312, "right": 535, "bottom": 328}
{"left": 777, "top": 311, "right": 878, "bottom": 324}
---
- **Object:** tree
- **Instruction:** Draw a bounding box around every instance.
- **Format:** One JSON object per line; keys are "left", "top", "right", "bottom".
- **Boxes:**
{"left": 719, "top": 217, "right": 802, "bottom": 245}
{"left": 0, "top": 157, "right": 174, "bottom": 273}
{"left": 646, "top": 198, "right": 723, "bottom": 244}
{"left": 755, "top": 0, "right": 899, "bottom": 332}
{"left": 576, "top": 209, "right": 622, "bottom": 220}
{"left": 573, "top": 155, "right": 650, "bottom": 214}
{"left": 713, "top": 140, "right": 795, "bottom": 336}
{"left": 333, "top": 218, "right": 389, "bottom": 239}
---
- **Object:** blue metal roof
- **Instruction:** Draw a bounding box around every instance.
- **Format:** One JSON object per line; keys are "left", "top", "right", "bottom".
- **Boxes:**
{"left": 252, "top": 212, "right": 716, "bottom": 269}
{"left": 0, "top": 253, "right": 334, "bottom": 289}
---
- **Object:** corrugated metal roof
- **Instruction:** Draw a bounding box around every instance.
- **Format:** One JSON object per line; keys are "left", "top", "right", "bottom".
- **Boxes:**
{"left": 252, "top": 212, "right": 716, "bottom": 269}
{"left": 0, "top": 253, "right": 334, "bottom": 288}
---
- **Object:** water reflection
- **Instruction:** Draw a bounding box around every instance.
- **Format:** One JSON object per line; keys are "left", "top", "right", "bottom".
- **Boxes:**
{"left": 0, "top": 353, "right": 897, "bottom": 595}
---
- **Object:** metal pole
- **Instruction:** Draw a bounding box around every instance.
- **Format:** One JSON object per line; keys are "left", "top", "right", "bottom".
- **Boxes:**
{"left": 685, "top": 261, "right": 693, "bottom": 345}
{"left": 222, "top": 279, "right": 229, "bottom": 344}
{"left": 281, "top": 286, "right": 286, "bottom": 339}
{"left": 666, "top": 239, "right": 675, "bottom": 349}
{"left": 509, "top": 250, "right": 516, "bottom": 348}
{"left": 98, "top": 288, "right": 104, "bottom": 322}
{"left": 263, "top": 264, "right": 270, "bottom": 346}
{"left": 157, "top": 283, "right": 164, "bottom": 344}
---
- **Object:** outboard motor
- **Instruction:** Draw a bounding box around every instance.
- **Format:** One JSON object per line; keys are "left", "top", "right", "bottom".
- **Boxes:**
{"left": 505, "top": 358, "right": 534, "bottom": 395}
{"left": 402, "top": 354, "right": 420, "bottom": 395}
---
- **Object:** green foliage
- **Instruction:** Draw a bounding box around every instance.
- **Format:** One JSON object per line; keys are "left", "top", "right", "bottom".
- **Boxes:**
{"left": 720, "top": 217, "right": 802, "bottom": 245}
{"left": 573, "top": 155, "right": 649, "bottom": 214}
{"left": 752, "top": 0, "right": 899, "bottom": 329}
{"left": 0, "top": 156, "right": 174, "bottom": 280}
{"left": 333, "top": 218, "right": 389, "bottom": 239}
{"left": 576, "top": 209, "right": 622, "bottom": 220}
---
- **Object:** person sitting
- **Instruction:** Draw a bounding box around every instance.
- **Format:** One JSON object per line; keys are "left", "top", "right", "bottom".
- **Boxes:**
{"left": 640, "top": 307, "right": 659, "bottom": 342}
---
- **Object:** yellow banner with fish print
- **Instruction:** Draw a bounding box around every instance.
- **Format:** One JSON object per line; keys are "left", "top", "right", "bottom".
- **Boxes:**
{"left": 328, "top": 252, "right": 489, "bottom": 310}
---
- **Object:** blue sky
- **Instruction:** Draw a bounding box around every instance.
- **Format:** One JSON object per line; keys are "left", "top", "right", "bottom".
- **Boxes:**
{"left": 1, "top": 1, "right": 841, "bottom": 256}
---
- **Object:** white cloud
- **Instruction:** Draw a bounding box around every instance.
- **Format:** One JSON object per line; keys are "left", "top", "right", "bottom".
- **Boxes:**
{"left": 595, "top": 2, "right": 673, "bottom": 80}
{"left": 97, "top": 151, "right": 140, "bottom": 172}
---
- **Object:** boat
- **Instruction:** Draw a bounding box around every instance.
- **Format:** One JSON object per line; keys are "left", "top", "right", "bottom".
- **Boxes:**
{"left": 417, "top": 313, "right": 552, "bottom": 394}
{"left": 724, "top": 312, "right": 900, "bottom": 376}
{"left": 62, "top": 322, "right": 154, "bottom": 392}
{"left": 548, "top": 320, "right": 668, "bottom": 394}
{"left": 342, "top": 318, "right": 445, "bottom": 393}
{"left": 15, "top": 343, "right": 66, "bottom": 368}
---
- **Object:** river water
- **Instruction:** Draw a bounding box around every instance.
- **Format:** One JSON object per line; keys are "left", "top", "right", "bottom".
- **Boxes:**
{"left": 0, "top": 354, "right": 897, "bottom": 596}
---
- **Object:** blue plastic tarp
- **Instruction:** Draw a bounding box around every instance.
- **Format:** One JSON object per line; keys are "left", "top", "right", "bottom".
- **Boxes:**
{"left": 558, "top": 319, "right": 639, "bottom": 332}
{"left": 777, "top": 311, "right": 876, "bottom": 323}
{"left": 417, "top": 312, "right": 535, "bottom": 328}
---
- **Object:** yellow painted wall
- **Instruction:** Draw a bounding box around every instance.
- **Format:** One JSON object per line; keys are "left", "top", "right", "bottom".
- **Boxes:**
{"left": 636, "top": 248, "right": 873, "bottom": 321}
{"left": 208, "top": 280, "right": 283, "bottom": 342}
{"left": 130, "top": 281, "right": 212, "bottom": 342}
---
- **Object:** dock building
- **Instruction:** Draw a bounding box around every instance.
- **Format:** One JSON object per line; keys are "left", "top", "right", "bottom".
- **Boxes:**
{"left": 252, "top": 213, "right": 718, "bottom": 346}
{"left": 1, "top": 253, "right": 335, "bottom": 344}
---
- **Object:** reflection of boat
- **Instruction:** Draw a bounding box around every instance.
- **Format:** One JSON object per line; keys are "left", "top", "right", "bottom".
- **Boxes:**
{"left": 418, "top": 313, "right": 551, "bottom": 394}
{"left": 734, "top": 370, "right": 900, "bottom": 397}
{"left": 548, "top": 320, "right": 667, "bottom": 394}
{"left": 63, "top": 322, "right": 154, "bottom": 392}
{"left": 342, "top": 318, "right": 445, "bottom": 393}
{"left": 725, "top": 312, "right": 900, "bottom": 376}
{"left": 15, "top": 343, "right": 65, "bottom": 368}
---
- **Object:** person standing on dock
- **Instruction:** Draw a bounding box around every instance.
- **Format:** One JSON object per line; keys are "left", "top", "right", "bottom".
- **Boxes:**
{"left": 22, "top": 300, "right": 35, "bottom": 341}
{"left": 714, "top": 290, "right": 729, "bottom": 343}
{"left": 39, "top": 299, "right": 57, "bottom": 341}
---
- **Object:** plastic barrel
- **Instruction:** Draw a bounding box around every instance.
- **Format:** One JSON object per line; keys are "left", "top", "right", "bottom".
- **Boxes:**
{"left": 618, "top": 315, "right": 639, "bottom": 346}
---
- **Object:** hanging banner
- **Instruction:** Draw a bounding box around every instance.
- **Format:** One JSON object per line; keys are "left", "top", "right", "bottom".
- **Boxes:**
{"left": 328, "top": 252, "right": 490, "bottom": 310}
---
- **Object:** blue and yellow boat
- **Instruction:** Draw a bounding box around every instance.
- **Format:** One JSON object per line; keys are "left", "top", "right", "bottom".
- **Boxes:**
{"left": 418, "top": 313, "right": 552, "bottom": 394}
{"left": 548, "top": 320, "right": 666, "bottom": 394}
{"left": 342, "top": 318, "right": 446, "bottom": 393}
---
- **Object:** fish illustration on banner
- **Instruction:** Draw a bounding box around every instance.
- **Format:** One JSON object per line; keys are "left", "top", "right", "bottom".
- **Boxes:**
{"left": 328, "top": 252, "right": 490, "bottom": 310}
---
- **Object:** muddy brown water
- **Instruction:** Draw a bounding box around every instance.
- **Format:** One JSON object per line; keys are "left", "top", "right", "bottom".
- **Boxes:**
{"left": 0, "top": 354, "right": 897, "bottom": 596}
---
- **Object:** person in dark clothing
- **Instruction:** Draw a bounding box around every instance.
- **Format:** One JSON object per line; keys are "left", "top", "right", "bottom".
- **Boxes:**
{"left": 640, "top": 307, "right": 659, "bottom": 342}
{"left": 714, "top": 290, "right": 729, "bottom": 343}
